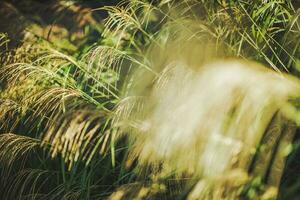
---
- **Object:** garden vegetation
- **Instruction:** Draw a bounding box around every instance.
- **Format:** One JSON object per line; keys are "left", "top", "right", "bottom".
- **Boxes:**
{"left": 1, "top": 0, "right": 300, "bottom": 199}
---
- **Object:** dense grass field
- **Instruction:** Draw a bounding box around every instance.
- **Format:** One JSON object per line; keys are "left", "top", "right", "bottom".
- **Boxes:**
{"left": 1, "top": 0, "right": 300, "bottom": 199}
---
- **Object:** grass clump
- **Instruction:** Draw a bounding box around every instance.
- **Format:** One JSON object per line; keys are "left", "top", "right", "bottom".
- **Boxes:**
{"left": 1, "top": 0, "right": 300, "bottom": 199}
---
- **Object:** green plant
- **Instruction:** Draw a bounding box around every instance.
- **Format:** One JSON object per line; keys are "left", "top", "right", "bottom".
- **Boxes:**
{"left": 1, "top": 0, "right": 300, "bottom": 199}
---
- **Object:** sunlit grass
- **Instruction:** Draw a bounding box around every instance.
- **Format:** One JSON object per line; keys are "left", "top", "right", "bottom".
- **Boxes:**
{"left": 0, "top": 0, "right": 300, "bottom": 199}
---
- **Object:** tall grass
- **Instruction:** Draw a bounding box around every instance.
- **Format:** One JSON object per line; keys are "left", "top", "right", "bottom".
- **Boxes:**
{"left": 0, "top": 0, "right": 300, "bottom": 199}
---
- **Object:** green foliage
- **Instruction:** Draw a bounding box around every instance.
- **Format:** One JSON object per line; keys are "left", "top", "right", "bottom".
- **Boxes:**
{"left": 1, "top": 0, "right": 300, "bottom": 199}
